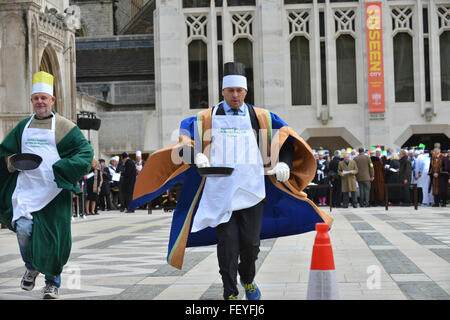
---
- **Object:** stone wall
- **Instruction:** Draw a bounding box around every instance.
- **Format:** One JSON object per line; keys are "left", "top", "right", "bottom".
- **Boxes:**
{"left": 76, "top": 0, "right": 114, "bottom": 36}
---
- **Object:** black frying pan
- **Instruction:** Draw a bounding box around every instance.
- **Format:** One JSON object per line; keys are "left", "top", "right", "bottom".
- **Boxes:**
{"left": 10, "top": 153, "right": 43, "bottom": 171}
{"left": 197, "top": 166, "right": 234, "bottom": 177}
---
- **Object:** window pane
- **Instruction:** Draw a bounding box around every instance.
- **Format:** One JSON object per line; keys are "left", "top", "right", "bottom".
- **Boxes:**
{"left": 218, "top": 44, "right": 223, "bottom": 99}
{"left": 336, "top": 35, "right": 357, "bottom": 104}
{"left": 424, "top": 38, "right": 430, "bottom": 102}
{"left": 320, "top": 42, "right": 327, "bottom": 105}
{"left": 440, "top": 31, "right": 450, "bottom": 101}
{"left": 422, "top": 8, "right": 428, "bottom": 34}
{"left": 233, "top": 38, "right": 254, "bottom": 105}
{"left": 183, "top": 0, "right": 209, "bottom": 8}
{"left": 319, "top": 11, "right": 325, "bottom": 37}
{"left": 290, "top": 36, "right": 311, "bottom": 105}
{"left": 188, "top": 40, "right": 209, "bottom": 109}
{"left": 284, "top": 0, "right": 313, "bottom": 4}
{"left": 393, "top": 33, "right": 414, "bottom": 102}
{"left": 228, "top": 0, "right": 255, "bottom": 6}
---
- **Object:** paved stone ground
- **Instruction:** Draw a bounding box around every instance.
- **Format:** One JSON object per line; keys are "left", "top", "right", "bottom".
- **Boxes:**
{"left": 0, "top": 205, "right": 449, "bottom": 300}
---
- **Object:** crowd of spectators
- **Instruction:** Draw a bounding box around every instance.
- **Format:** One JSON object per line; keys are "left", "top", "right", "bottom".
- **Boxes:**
{"left": 307, "top": 143, "right": 449, "bottom": 208}
{"left": 72, "top": 151, "right": 143, "bottom": 219}
{"left": 72, "top": 143, "right": 449, "bottom": 217}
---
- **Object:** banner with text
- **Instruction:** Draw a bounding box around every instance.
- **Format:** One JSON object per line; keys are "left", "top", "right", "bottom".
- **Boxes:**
{"left": 366, "top": 2, "right": 385, "bottom": 113}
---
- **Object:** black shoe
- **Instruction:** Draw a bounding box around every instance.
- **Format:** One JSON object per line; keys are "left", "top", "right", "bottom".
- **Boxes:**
{"left": 126, "top": 210, "right": 135, "bottom": 213}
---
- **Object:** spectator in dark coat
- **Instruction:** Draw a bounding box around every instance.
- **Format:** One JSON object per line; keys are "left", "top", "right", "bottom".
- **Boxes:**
{"left": 120, "top": 152, "right": 136, "bottom": 213}
{"left": 98, "top": 159, "right": 113, "bottom": 211}
{"left": 386, "top": 152, "right": 401, "bottom": 204}
{"left": 328, "top": 150, "right": 342, "bottom": 207}
{"left": 439, "top": 149, "right": 449, "bottom": 207}
{"left": 399, "top": 150, "right": 412, "bottom": 205}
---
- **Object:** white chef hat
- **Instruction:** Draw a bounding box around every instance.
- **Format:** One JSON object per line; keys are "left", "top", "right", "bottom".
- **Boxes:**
{"left": 222, "top": 62, "right": 247, "bottom": 90}
{"left": 31, "top": 71, "right": 54, "bottom": 96}
{"left": 136, "top": 150, "right": 142, "bottom": 157}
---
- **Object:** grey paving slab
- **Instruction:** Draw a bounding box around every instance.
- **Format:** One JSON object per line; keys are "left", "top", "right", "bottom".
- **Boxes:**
{"left": 386, "top": 221, "right": 415, "bottom": 230}
{"left": 403, "top": 232, "right": 447, "bottom": 246}
{"left": 113, "top": 284, "right": 170, "bottom": 300}
{"left": 358, "top": 232, "right": 392, "bottom": 246}
{"left": 373, "top": 214, "right": 397, "bottom": 221}
{"left": 429, "top": 248, "right": 450, "bottom": 263}
{"left": 371, "top": 249, "right": 422, "bottom": 274}
{"left": 397, "top": 282, "right": 450, "bottom": 300}
{"left": 342, "top": 213, "right": 364, "bottom": 221}
{"left": 350, "top": 222, "right": 375, "bottom": 231}
{"left": 80, "top": 235, "right": 137, "bottom": 250}
{"left": 151, "top": 252, "right": 211, "bottom": 277}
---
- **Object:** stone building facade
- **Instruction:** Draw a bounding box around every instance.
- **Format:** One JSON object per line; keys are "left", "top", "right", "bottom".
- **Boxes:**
{"left": 0, "top": 0, "right": 80, "bottom": 141}
{"left": 154, "top": 0, "right": 450, "bottom": 151}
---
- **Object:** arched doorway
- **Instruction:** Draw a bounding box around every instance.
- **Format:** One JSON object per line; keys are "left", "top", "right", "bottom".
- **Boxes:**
{"left": 394, "top": 124, "right": 450, "bottom": 150}
{"left": 402, "top": 134, "right": 449, "bottom": 150}
{"left": 301, "top": 127, "right": 363, "bottom": 152}
{"left": 306, "top": 136, "right": 354, "bottom": 153}
{"left": 40, "top": 45, "right": 62, "bottom": 114}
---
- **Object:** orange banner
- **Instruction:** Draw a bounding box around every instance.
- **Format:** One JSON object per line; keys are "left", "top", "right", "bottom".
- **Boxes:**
{"left": 366, "top": 2, "right": 385, "bottom": 113}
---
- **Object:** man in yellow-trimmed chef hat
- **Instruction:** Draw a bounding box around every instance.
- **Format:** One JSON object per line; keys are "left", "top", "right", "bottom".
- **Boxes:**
{"left": 31, "top": 71, "right": 54, "bottom": 96}
{"left": 30, "top": 71, "right": 56, "bottom": 119}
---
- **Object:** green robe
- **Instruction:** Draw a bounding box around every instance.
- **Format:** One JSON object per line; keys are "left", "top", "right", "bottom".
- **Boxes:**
{"left": 0, "top": 115, "right": 93, "bottom": 276}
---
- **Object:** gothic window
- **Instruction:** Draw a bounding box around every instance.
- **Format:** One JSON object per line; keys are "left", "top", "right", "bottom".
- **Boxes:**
{"left": 290, "top": 37, "right": 311, "bottom": 105}
{"left": 231, "top": 12, "right": 254, "bottom": 39}
{"left": 183, "top": 0, "right": 214, "bottom": 8}
{"left": 232, "top": 12, "right": 254, "bottom": 105}
{"left": 391, "top": 7, "right": 414, "bottom": 102}
{"left": 336, "top": 35, "right": 357, "bottom": 104}
{"left": 186, "top": 15, "right": 209, "bottom": 109}
{"left": 437, "top": 6, "right": 450, "bottom": 101}
{"left": 233, "top": 38, "right": 254, "bottom": 105}
{"left": 423, "top": 7, "right": 431, "bottom": 102}
{"left": 188, "top": 40, "right": 209, "bottom": 109}
{"left": 319, "top": 11, "right": 327, "bottom": 105}
{"left": 334, "top": 9, "right": 357, "bottom": 104}
{"left": 284, "top": 0, "right": 313, "bottom": 4}
{"left": 228, "top": 0, "right": 255, "bottom": 6}
{"left": 440, "top": 31, "right": 450, "bottom": 101}
{"left": 287, "top": 10, "right": 311, "bottom": 105}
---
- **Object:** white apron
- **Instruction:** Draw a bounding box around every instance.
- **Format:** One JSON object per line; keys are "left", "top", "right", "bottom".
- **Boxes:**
{"left": 191, "top": 104, "right": 265, "bottom": 233}
{"left": 11, "top": 114, "right": 62, "bottom": 225}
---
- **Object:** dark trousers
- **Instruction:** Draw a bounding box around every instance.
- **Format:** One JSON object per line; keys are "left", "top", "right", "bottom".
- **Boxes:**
{"left": 121, "top": 191, "right": 133, "bottom": 211}
{"left": 358, "top": 181, "right": 371, "bottom": 207}
{"left": 216, "top": 201, "right": 264, "bottom": 299}
{"left": 402, "top": 185, "right": 411, "bottom": 204}
{"left": 331, "top": 179, "right": 342, "bottom": 207}
{"left": 343, "top": 192, "right": 357, "bottom": 207}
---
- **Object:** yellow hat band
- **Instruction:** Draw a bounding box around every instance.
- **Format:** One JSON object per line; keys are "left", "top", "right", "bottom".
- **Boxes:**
{"left": 31, "top": 71, "right": 54, "bottom": 96}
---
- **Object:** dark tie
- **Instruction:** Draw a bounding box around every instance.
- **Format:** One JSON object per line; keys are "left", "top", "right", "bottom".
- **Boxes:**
{"left": 233, "top": 109, "right": 239, "bottom": 115}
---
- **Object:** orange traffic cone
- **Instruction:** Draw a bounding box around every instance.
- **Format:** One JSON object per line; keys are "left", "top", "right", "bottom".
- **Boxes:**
{"left": 306, "top": 222, "right": 339, "bottom": 300}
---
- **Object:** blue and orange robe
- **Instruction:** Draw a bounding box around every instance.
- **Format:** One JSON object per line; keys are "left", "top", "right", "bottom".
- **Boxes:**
{"left": 130, "top": 106, "right": 333, "bottom": 269}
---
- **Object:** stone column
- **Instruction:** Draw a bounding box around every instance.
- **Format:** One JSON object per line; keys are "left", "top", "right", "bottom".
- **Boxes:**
{"left": 154, "top": 0, "right": 184, "bottom": 147}
{"left": 324, "top": 0, "right": 337, "bottom": 120}
{"left": 257, "top": 0, "right": 285, "bottom": 117}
